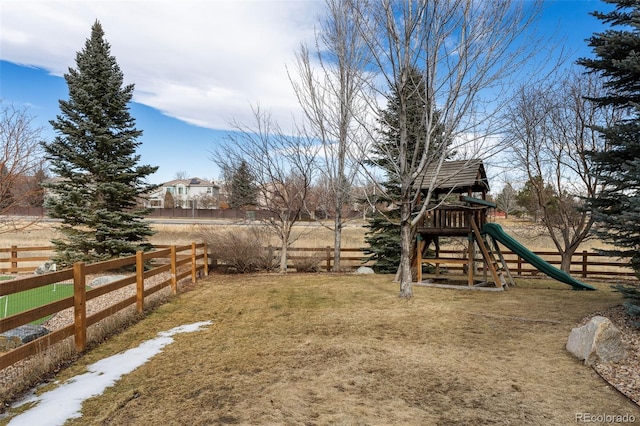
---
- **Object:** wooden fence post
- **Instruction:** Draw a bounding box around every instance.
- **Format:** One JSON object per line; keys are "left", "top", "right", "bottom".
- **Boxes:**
{"left": 203, "top": 242, "right": 209, "bottom": 276}
{"left": 73, "top": 262, "right": 87, "bottom": 352}
{"left": 136, "top": 251, "right": 144, "bottom": 313}
{"left": 171, "top": 245, "right": 177, "bottom": 294}
{"left": 582, "top": 251, "right": 588, "bottom": 279}
{"left": 517, "top": 255, "right": 522, "bottom": 276}
{"left": 326, "top": 246, "right": 331, "bottom": 272}
{"left": 10, "top": 246, "right": 17, "bottom": 272}
{"left": 191, "top": 242, "right": 197, "bottom": 283}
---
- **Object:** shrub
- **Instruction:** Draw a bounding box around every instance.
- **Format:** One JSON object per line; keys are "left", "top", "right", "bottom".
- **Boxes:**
{"left": 290, "top": 252, "right": 324, "bottom": 273}
{"left": 612, "top": 283, "right": 640, "bottom": 328}
{"left": 199, "top": 226, "right": 276, "bottom": 273}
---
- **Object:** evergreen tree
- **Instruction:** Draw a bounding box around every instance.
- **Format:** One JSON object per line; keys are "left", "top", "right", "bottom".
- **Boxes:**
{"left": 42, "top": 21, "right": 158, "bottom": 267}
{"left": 578, "top": 0, "right": 640, "bottom": 275}
{"left": 164, "top": 191, "right": 176, "bottom": 208}
{"left": 229, "top": 160, "right": 257, "bottom": 209}
{"left": 363, "top": 212, "right": 402, "bottom": 273}
{"left": 515, "top": 176, "right": 557, "bottom": 223}
{"left": 364, "top": 66, "right": 448, "bottom": 272}
{"left": 25, "top": 166, "right": 47, "bottom": 207}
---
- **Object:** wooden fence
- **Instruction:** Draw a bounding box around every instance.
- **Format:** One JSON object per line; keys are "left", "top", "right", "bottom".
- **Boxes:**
{"left": 0, "top": 243, "right": 208, "bottom": 371}
{"left": 433, "top": 249, "right": 636, "bottom": 279}
{"left": 0, "top": 244, "right": 636, "bottom": 279}
{"left": 283, "top": 246, "right": 636, "bottom": 279}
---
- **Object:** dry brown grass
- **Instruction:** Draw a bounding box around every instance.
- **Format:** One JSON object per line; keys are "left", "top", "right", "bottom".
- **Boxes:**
{"left": 3, "top": 273, "right": 637, "bottom": 425}
{"left": 0, "top": 217, "right": 620, "bottom": 252}
{"left": 0, "top": 220, "right": 369, "bottom": 249}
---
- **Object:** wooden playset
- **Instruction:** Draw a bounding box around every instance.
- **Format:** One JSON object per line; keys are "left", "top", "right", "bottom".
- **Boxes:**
{"left": 414, "top": 159, "right": 513, "bottom": 289}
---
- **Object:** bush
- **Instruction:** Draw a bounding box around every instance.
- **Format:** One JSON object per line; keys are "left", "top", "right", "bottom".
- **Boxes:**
{"left": 199, "top": 226, "right": 276, "bottom": 273}
{"left": 290, "top": 252, "right": 323, "bottom": 273}
{"left": 612, "top": 283, "right": 640, "bottom": 328}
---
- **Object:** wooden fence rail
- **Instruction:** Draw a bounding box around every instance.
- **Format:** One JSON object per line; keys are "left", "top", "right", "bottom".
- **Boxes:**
{"left": 0, "top": 245, "right": 636, "bottom": 279}
{"left": 0, "top": 243, "right": 208, "bottom": 371}
{"left": 280, "top": 247, "right": 637, "bottom": 279}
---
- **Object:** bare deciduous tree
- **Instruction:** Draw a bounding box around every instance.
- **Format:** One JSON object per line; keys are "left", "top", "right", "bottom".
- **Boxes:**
{"left": 0, "top": 101, "right": 45, "bottom": 232}
{"left": 504, "top": 69, "right": 619, "bottom": 271}
{"left": 211, "top": 106, "right": 318, "bottom": 272}
{"left": 174, "top": 170, "right": 188, "bottom": 180}
{"left": 495, "top": 182, "right": 519, "bottom": 219}
{"left": 289, "top": 0, "right": 370, "bottom": 271}
{"left": 347, "top": 0, "right": 544, "bottom": 297}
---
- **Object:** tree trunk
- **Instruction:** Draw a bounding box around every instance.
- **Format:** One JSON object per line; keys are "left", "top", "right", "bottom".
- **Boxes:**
{"left": 333, "top": 211, "right": 342, "bottom": 272}
{"left": 280, "top": 225, "right": 293, "bottom": 274}
{"left": 279, "top": 235, "right": 288, "bottom": 273}
{"left": 398, "top": 217, "right": 413, "bottom": 298}
{"left": 560, "top": 247, "right": 578, "bottom": 273}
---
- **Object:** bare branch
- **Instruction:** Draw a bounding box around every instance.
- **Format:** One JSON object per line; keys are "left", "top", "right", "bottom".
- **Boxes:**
{"left": 0, "top": 101, "right": 46, "bottom": 233}
{"left": 210, "top": 106, "right": 318, "bottom": 272}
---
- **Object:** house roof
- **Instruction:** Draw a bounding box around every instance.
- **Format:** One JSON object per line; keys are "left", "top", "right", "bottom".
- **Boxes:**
{"left": 415, "top": 159, "right": 490, "bottom": 194}
{"left": 162, "top": 177, "right": 216, "bottom": 187}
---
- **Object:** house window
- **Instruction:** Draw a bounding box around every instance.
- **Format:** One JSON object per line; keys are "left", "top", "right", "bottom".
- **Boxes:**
{"left": 177, "top": 186, "right": 185, "bottom": 195}
{"left": 166, "top": 187, "right": 175, "bottom": 194}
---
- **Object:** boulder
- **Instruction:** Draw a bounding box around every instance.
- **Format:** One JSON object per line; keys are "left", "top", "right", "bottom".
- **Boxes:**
{"left": 34, "top": 261, "right": 57, "bottom": 275}
{"left": 354, "top": 266, "right": 375, "bottom": 275}
{"left": 0, "top": 325, "right": 49, "bottom": 351}
{"left": 566, "top": 316, "right": 628, "bottom": 365}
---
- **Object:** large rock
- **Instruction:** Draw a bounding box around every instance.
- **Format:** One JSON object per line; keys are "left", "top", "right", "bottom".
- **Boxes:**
{"left": 34, "top": 261, "right": 57, "bottom": 275}
{"left": 0, "top": 325, "right": 49, "bottom": 351}
{"left": 566, "top": 316, "right": 628, "bottom": 365}
{"left": 354, "top": 266, "right": 375, "bottom": 275}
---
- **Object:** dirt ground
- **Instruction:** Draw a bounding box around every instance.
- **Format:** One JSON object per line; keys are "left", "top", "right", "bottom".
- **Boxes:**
{"left": 4, "top": 273, "right": 637, "bottom": 426}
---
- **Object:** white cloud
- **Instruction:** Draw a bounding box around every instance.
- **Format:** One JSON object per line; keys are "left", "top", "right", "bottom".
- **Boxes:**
{"left": 0, "top": 0, "right": 323, "bottom": 130}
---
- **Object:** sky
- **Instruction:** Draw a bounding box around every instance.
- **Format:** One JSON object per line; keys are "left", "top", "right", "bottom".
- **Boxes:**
{"left": 4, "top": 321, "right": 212, "bottom": 426}
{"left": 0, "top": 0, "right": 614, "bottom": 185}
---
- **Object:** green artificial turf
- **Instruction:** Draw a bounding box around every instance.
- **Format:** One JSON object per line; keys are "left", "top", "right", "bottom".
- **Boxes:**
{"left": 0, "top": 283, "right": 75, "bottom": 324}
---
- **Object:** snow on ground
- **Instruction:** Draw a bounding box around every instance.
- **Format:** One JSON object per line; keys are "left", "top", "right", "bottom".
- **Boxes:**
{"left": 7, "top": 321, "right": 213, "bottom": 426}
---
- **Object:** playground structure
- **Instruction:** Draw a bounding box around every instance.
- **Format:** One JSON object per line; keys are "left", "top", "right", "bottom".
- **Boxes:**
{"left": 414, "top": 160, "right": 595, "bottom": 291}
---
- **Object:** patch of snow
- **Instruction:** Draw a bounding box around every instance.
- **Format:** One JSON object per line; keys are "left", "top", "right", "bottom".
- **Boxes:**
{"left": 7, "top": 321, "right": 212, "bottom": 426}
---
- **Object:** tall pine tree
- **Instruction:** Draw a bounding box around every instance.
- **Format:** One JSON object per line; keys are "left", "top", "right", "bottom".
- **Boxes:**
{"left": 43, "top": 21, "right": 158, "bottom": 267}
{"left": 364, "top": 66, "right": 448, "bottom": 272}
{"left": 578, "top": 0, "right": 640, "bottom": 274}
{"left": 229, "top": 160, "right": 258, "bottom": 209}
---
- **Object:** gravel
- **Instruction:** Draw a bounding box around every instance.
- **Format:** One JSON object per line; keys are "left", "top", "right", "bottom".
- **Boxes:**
{"left": 585, "top": 305, "right": 640, "bottom": 407}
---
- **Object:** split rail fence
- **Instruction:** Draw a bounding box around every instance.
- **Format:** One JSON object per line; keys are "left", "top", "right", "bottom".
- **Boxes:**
{"left": 242, "top": 246, "right": 635, "bottom": 279}
{"left": 0, "top": 243, "right": 208, "bottom": 371}
{"left": 1, "top": 244, "right": 636, "bottom": 279}
{"left": 0, "top": 243, "right": 636, "bottom": 372}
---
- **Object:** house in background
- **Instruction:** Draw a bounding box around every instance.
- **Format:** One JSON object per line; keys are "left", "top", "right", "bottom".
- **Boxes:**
{"left": 145, "top": 177, "right": 220, "bottom": 209}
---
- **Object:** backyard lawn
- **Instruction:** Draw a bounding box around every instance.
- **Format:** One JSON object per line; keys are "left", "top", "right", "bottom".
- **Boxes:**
{"left": 5, "top": 273, "right": 637, "bottom": 425}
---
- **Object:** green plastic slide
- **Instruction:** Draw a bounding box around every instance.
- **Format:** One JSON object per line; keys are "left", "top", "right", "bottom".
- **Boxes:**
{"left": 482, "top": 223, "right": 596, "bottom": 291}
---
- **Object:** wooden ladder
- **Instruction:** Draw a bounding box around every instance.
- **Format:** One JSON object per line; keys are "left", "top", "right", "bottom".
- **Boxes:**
{"left": 470, "top": 219, "right": 507, "bottom": 288}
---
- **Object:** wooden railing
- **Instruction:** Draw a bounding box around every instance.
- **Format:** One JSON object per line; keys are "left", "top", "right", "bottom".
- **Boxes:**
{"left": 1, "top": 244, "right": 636, "bottom": 279}
{"left": 0, "top": 246, "right": 53, "bottom": 273}
{"left": 0, "top": 243, "right": 208, "bottom": 370}
{"left": 427, "top": 249, "right": 636, "bottom": 279}
{"left": 286, "top": 247, "right": 636, "bottom": 279}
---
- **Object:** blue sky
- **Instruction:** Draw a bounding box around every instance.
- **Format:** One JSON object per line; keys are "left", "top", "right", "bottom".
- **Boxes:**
{"left": 0, "top": 0, "right": 614, "bottom": 185}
